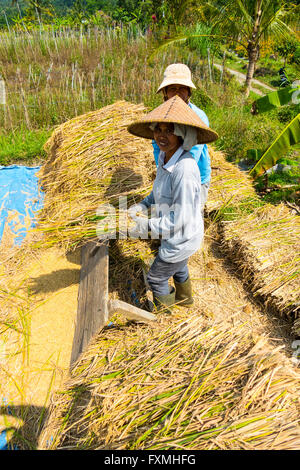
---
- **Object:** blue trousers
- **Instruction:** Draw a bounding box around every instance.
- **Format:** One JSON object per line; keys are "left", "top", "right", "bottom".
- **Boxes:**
{"left": 147, "top": 255, "right": 189, "bottom": 296}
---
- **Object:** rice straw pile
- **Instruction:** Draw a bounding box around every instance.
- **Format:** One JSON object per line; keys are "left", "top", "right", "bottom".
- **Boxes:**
{"left": 36, "top": 101, "right": 155, "bottom": 251}
{"left": 39, "top": 312, "right": 300, "bottom": 450}
{"left": 36, "top": 102, "right": 258, "bottom": 252}
{"left": 221, "top": 203, "right": 300, "bottom": 329}
{"left": 36, "top": 105, "right": 258, "bottom": 252}
{"left": 207, "top": 147, "right": 258, "bottom": 214}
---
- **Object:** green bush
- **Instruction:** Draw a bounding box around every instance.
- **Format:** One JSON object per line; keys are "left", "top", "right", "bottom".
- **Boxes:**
{"left": 207, "top": 105, "right": 282, "bottom": 162}
{"left": 277, "top": 104, "right": 300, "bottom": 123}
{"left": 293, "top": 46, "right": 300, "bottom": 65}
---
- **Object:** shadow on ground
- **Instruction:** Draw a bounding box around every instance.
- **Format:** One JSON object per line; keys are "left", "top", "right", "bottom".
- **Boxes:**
{"left": 0, "top": 404, "right": 47, "bottom": 450}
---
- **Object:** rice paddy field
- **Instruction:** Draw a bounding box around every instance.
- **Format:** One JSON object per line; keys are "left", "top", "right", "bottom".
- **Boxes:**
{"left": 0, "top": 25, "right": 299, "bottom": 451}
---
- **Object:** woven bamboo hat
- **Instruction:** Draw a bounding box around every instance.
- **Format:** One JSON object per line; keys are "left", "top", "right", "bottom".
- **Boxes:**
{"left": 156, "top": 64, "right": 196, "bottom": 93}
{"left": 127, "top": 95, "right": 218, "bottom": 144}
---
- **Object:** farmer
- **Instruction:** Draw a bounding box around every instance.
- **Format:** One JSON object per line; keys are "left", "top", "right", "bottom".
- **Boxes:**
{"left": 127, "top": 95, "right": 218, "bottom": 313}
{"left": 154, "top": 63, "right": 211, "bottom": 208}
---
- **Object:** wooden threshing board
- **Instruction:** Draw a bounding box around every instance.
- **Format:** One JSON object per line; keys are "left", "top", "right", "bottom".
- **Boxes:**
{"left": 70, "top": 241, "right": 109, "bottom": 366}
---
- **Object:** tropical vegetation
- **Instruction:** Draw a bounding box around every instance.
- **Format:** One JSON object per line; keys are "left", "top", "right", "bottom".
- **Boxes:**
{"left": 0, "top": 0, "right": 299, "bottom": 204}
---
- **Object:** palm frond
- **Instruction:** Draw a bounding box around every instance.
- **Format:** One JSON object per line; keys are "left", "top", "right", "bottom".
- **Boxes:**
{"left": 259, "top": 3, "right": 295, "bottom": 42}
{"left": 149, "top": 34, "right": 227, "bottom": 62}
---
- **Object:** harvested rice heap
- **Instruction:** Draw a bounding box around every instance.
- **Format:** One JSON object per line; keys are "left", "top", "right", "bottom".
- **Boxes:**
{"left": 37, "top": 101, "right": 155, "bottom": 251}
{"left": 207, "top": 148, "right": 258, "bottom": 214}
{"left": 221, "top": 203, "right": 300, "bottom": 330}
{"left": 39, "top": 312, "right": 300, "bottom": 450}
{"left": 207, "top": 149, "right": 299, "bottom": 330}
{"left": 37, "top": 102, "right": 257, "bottom": 251}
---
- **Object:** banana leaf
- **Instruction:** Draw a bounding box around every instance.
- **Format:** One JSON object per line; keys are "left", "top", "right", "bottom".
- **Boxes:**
{"left": 252, "top": 85, "right": 300, "bottom": 114}
{"left": 249, "top": 113, "right": 300, "bottom": 178}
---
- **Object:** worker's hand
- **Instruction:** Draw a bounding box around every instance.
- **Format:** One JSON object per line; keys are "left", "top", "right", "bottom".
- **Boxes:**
{"left": 127, "top": 203, "right": 150, "bottom": 239}
{"left": 128, "top": 215, "right": 149, "bottom": 239}
{"left": 128, "top": 203, "right": 148, "bottom": 221}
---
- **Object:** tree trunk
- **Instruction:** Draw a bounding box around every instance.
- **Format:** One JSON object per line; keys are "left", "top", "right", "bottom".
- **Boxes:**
{"left": 245, "top": 0, "right": 262, "bottom": 97}
{"left": 220, "top": 50, "right": 226, "bottom": 85}
{"left": 245, "top": 43, "right": 259, "bottom": 97}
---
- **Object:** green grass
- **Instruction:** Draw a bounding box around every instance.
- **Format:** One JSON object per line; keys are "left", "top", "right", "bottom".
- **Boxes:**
{"left": 0, "top": 129, "right": 51, "bottom": 165}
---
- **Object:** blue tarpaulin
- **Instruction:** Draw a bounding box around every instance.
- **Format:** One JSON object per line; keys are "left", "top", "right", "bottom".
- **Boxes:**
{"left": 0, "top": 165, "right": 44, "bottom": 246}
{"left": 0, "top": 400, "right": 19, "bottom": 450}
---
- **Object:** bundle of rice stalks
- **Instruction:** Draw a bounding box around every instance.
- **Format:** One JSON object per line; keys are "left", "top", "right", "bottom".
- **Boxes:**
{"left": 109, "top": 238, "right": 156, "bottom": 310}
{"left": 207, "top": 147, "right": 258, "bottom": 215}
{"left": 36, "top": 101, "right": 155, "bottom": 251}
{"left": 221, "top": 203, "right": 300, "bottom": 326}
{"left": 39, "top": 313, "right": 300, "bottom": 450}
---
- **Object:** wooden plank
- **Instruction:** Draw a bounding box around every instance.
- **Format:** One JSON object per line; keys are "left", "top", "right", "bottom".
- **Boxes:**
{"left": 108, "top": 299, "right": 156, "bottom": 322}
{"left": 70, "top": 240, "right": 109, "bottom": 367}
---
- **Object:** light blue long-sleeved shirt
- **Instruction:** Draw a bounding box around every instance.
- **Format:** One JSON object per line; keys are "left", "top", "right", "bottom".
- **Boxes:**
{"left": 152, "top": 102, "right": 211, "bottom": 184}
{"left": 140, "top": 146, "right": 203, "bottom": 263}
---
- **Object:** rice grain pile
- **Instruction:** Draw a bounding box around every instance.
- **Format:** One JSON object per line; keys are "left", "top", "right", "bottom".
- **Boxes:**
{"left": 0, "top": 237, "right": 80, "bottom": 406}
{"left": 221, "top": 203, "right": 300, "bottom": 331}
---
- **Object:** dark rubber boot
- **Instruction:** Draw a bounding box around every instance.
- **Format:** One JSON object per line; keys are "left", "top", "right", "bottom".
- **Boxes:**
{"left": 153, "top": 288, "right": 176, "bottom": 314}
{"left": 174, "top": 277, "right": 194, "bottom": 307}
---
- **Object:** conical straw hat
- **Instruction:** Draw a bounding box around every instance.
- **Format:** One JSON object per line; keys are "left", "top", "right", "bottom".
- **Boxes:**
{"left": 127, "top": 95, "right": 218, "bottom": 144}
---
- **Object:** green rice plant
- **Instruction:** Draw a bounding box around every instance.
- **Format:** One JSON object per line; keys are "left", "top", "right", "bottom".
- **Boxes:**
{"left": 0, "top": 25, "right": 193, "bottom": 133}
{"left": 0, "top": 23, "right": 292, "bottom": 173}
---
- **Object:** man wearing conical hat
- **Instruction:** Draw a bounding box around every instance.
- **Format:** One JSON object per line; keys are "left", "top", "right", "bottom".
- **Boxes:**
{"left": 154, "top": 63, "right": 211, "bottom": 208}
{"left": 127, "top": 96, "right": 218, "bottom": 313}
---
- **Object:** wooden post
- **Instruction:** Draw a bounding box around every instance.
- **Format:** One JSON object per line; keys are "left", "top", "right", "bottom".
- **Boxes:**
{"left": 70, "top": 240, "right": 109, "bottom": 366}
{"left": 108, "top": 299, "right": 156, "bottom": 322}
